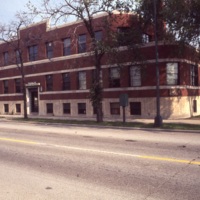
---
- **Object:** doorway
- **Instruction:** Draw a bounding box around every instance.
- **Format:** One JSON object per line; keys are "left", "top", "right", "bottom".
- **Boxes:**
{"left": 30, "top": 88, "right": 39, "bottom": 113}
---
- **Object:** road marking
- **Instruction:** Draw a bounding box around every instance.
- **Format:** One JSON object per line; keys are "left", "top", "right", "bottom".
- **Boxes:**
{"left": 0, "top": 137, "right": 200, "bottom": 166}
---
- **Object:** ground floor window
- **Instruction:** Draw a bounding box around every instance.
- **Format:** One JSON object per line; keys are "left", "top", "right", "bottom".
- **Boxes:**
{"left": 46, "top": 103, "right": 53, "bottom": 114}
{"left": 63, "top": 103, "right": 71, "bottom": 114}
{"left": 193, "top": 100, "right": 197, "bottom": 113}
{"left": 130, "top": 102, "right": 141, "bottom": 115}
{"left": 16, "top": 104, "right": 21, "bottom": 113}
{"left": 4, "top": 104, "right": 9, "bottom": 113}
{"left": 110, "top": 102, "right": 120, "bottom": 115}
{"left": 78, "top": 103, "right": 86, "bottom": 114}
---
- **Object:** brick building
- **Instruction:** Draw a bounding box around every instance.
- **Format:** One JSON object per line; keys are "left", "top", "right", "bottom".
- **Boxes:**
{"left": 0, "top": 12, "right": 199, "bottom": 120}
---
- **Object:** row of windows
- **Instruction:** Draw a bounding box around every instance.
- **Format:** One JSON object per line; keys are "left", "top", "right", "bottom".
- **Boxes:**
{"left": 2, "top": 31, "right": 103, "bottom": 65}
{"left": 2, "top": 63, "right": 198, "bottom": 94}
{"left": 4, "top": 104, "right": 21, "bottom": 113}
{"left": 46, "top": 102, "right": 142, "bottom": 115}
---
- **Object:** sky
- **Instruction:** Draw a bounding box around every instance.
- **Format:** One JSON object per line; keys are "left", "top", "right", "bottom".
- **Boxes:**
{"left": 0, "top": 0, "right": 34, "bottom": 24}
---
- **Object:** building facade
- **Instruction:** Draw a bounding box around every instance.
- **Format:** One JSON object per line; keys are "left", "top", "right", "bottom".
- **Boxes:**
{"left": 0, "top": 12, "right": 200, "bottom": 120}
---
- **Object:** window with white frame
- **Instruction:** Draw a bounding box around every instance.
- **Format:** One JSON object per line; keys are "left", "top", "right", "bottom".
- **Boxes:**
{"left": 190, "top": 65, "right": 198, "bottom": 86}
{"left": 130, "top": 66, "right": 141, "bottom": 86}
{"left": 46, "top": 42, "right": 53, "bottom": 59}
{"left": 109, "top": 67, "right": 120, "bottom": 87}
{"left": 63, "top": 38, "right": 71, "bottom": 56}
{"left": 78, "top": 34, "right": 86, "bottom": 53}
{"left": 166, "top": 63, "right": 179, "bottom": 85}
{"left": 78, "top": 71, "right": 86, "bottom": 90}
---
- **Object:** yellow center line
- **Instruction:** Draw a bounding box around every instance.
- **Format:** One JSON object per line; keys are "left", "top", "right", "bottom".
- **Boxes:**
{"left": 0, "top": 137, "right": 199, "bottom": 166}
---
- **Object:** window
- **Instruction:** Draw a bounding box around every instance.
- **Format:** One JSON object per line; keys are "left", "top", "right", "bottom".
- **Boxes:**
{"left": 15, "top": 50, "right": 20, "bottom": 64}
{"left": 92, "top": 69, "right": 102, "bottom": 85}
{"left": 93, "top": 103, "right": 102, "bottom": 115}
{"left": 46, "top": 75, "right": 53, "bottom": 91}
{"left": 110, "top": 102, "right": 120, "bottom": 115}
{"left": 78, "top": 103, "right": 86, "bottom": 114}
{"left": 110, "top": 67, "right": 120, "bottom": 87}
{"left": 78, "top": 71, "right": 86, "bottom": 90}
{"left": 190, "top": 65, "right": 198, "bottom": 86}
{"left": 4, "top": 104, "right": 9, "bottom": 113}
{"left": 63, "top": 38, "right": 71, "bottom": 56}
{"left": 3, "top": 52, "right": 9, "bottom": 65}
{"left": 95, "top": 31, "right": 102, "bottom": 42}
{"left": 62, "top": 73, "right": 70, "bottom": 90}
{"left": 142, "top": 34, "right": 150, "bottom": 43}
{"left": 15, "top": 79, "right": 21, "bottom": 93}
{"left": 46, "top": 103, "right": 53, "bottom": 114}
{"left": 3, "top": 80, "right": 8, "bottom": 94}
{"left": 16, "top": 104, "right": 21, "bottom": 113}
{"left": 130, "top": 102, "right": 141, "bottom": 115}
{"left": 166, "top": 63, "right": 179, "bottom": 85}
{"left": 46, "top": 42, "right": 53, "bottom": 59}
{"left": 117, "top": 27, "right": 131, "bottom": 46}
{"left": 193, "top": 100, "right": 197, "bottom": 113}
{"left": 130, "top": 66, "right": 141, "bottom": 86}
{"left": 28, "top": 45, "right": 38, "bottom": 61}
{"left": 63, "top": 103, "right": 71, "bottom": 114}
{"left": 78, "top": 34, "right": 86, "bottom": 53}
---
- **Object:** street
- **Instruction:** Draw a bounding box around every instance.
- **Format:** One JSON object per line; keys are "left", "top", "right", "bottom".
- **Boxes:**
{"left": 0, "top": 119, "right": 199, "bottom": 200}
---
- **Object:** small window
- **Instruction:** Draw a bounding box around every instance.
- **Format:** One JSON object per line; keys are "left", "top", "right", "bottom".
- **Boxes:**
{"left": 78, "top": 103, "right": 86, "bottom": 114}
{"left": 130, "top": 66, "right": 141, "bottom": 86}
{"left": 46, "top": 75, "right": 53, "bottom": 91}
{"left": 142, "top": 34, "right": 150, "bottom": 43}
{"left": 78, "top": 71, "right": 86, "bottom": 90}
{"left": 95, "top": 31, "right": 102, "bottom": 42}
{"left": 62, "top": 73, "right": 70, "bottom": 90}
{"left": 166, "top": 63, "right": 179, "bottom": 85}
{"left": 63, "top": 38, "right": 71, "bottom": 56}
{"left": 117, "top": 27, "right": 131, "bottom": 46}
{"left": 193, "top": 100, "right": 197, "bottom": 113}
{"left": 190, "top": 65, "right": 198, "bottom": 86}
{"left": 46, "top": 42, "right": 53, "bottom": 59}
{"left": 110, "top": 102, "right": 120, "bottom": 115}
{"left": 16, "top": 104, "right": 21, "bottom": 113}
{"left": 93, "top": 103, "right": 102, "bottom": 115}
{"left": 28, "top": 45, "right": 38, "bottom": 61}
{"left": 46, "top": 103, "right": 53, "bottom": 114}
{"left": 4, "top": 104, "right": 9, "bottom": 113}
{"left": 78, "top": 34, "right": 86, "bottom": 53}
{"left": 3, "top": 80, "right": 8, "bottom": 94}
{"left": 15, "top": 50, "right": 20, "bottom": 64}
{"left": 3, "top": 52, "right": 9, "bottom": 65}
{"left": 63, "top": 103, "right": 71, "bottom": 114}
{"left": 15, "top": 79, "right": 21, "bottom": 93}
{"left": 110, "top": 67, "right": 120, "bottom": 88}
{"left": 130, "top": 102, "right": 141, "bottom": 115}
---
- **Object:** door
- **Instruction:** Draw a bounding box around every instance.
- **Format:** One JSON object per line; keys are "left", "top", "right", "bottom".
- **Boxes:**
{"left": 30, "top": 89, "right": 38, "bottom": 113}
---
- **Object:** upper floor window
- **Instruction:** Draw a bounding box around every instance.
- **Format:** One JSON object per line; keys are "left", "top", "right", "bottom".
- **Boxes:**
{"left": 78, "top": 71, "right": 86, "bottom": 90}
{"left": 46, "top": 75, "right": 53, "bottom": 91}
{"left": 166, "top": 63, "right": 179, "bottom": 85}
{"left": 46, "top": 42, "right": 53, "bottom": 59}
{"left": 142, "top": 34, "right": 150, "bottom": 43}
{"left": 109, "top": 67, "right": 120, "bottom": 88}
{"left": 78, "top": 34, "right": 86, "bottom": 53}
{"left": 28, "top": 45, "right": 38, "bottom": 61}
{"left": 3, "top": 80, "right": 8, "bottom": 94}
{"left": 62, "top": 73, "right": 70, "bottom": 90}
{"left": 130, "top": 66, "right": 141, "bottom": 87}
{"left": 63, "top": 38, "right": 71, "bottom": 56}
{"left": 117, "top": 27, "right": 131, "bottom": 46}
{"left": 3, "top": 51, "right": 9, "bottom": 66}
{"left": 15, "top": 50, "right": 20, "bottom": 64}
{"left": 190, "top": 65, "right": 198, "bottom": 86}
{"left": 95, "top": 31, "right": 102, "bottom": 42}
{"left": 15, "top": 79, "right": 21, "bottom": 93}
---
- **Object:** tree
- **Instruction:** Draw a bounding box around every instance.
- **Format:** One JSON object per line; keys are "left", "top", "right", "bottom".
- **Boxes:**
{"left": 27, "top": 0, "right": 135, "bottom": 122}
{"left": 0, "top": 13, "right": 41, "bottom": 119}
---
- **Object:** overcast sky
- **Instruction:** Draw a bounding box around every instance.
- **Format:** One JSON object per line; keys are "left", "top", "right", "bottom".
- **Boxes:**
{"left": 0, "top": 0, "right": 33, "bottom": 24}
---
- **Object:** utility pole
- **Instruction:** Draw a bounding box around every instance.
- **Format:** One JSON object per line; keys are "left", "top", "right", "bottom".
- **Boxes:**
{"left": 153, "top": 0, "right": 163, "bottom": 127}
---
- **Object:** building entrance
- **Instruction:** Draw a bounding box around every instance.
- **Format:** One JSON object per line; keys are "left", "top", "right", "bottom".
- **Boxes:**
{"left": 30, "top": 88, "right": 39, "bottom": 113}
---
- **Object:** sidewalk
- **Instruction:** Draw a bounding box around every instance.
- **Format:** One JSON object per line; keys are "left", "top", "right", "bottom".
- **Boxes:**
{"left": 1, "top": 114, "right": 200, "bottom": 125}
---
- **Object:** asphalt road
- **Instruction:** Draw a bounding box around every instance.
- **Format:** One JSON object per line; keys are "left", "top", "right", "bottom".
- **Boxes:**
{"left": 0, "top": 119, "right": 199, "bottom": 200}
